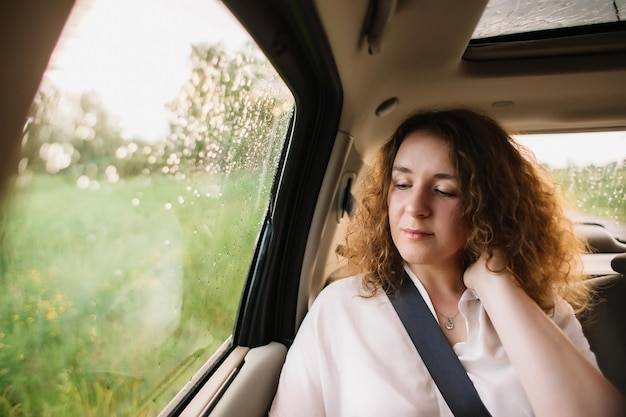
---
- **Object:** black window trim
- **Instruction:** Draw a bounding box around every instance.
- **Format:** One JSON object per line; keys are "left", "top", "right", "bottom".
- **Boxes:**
{"left": 224, "top": 0, "right": 343, "bottom": 347}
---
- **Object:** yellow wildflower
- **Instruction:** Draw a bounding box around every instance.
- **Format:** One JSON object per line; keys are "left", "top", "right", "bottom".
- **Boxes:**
{"left": 46, "top": 307, "right": 58, "bottom": 321}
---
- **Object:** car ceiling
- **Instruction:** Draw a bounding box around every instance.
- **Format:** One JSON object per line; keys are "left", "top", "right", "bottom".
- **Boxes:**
{"left": 314, "top": 0, "right": 626, "bottom": 161}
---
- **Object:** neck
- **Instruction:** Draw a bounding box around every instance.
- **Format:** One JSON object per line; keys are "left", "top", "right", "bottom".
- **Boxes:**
{"left": 407, "top": 262, "right": 466, "bottom": 300}
{"left": 409, "top": 265, "right": 465, "bottom": 317}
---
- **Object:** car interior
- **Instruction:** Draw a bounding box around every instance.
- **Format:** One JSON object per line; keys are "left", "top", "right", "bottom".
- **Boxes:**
{"left": 2, "top": 0, "right": 626, "bottom": 416}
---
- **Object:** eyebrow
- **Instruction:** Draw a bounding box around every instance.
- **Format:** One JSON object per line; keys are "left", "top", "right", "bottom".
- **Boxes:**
{"left": 391, "top": 165, "right": 458, "bottom": 180}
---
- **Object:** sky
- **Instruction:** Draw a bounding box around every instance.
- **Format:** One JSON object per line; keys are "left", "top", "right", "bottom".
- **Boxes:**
{"left": 515, "top": 131, "right": 626, "bottom": 168}
{"left": 43, "top": 0, "right": 626, "bottom": 167}
{"left": 45, "top": 0, "right": 250, "bottom": 142}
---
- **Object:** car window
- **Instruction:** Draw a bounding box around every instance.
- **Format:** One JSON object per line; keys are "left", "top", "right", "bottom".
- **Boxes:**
{"left": 472, "top": 0, "right": 626, "bottom": 39}
{"left": 516, "top": 131, "right": 626, "bottom": 240}
{"left": 0, "top": 0, "right": 294, "bottom": 416}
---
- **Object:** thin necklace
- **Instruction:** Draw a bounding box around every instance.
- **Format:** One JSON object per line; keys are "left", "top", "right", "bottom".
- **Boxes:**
{"left": 434, "top": 309, "right": 460, "bottom": 331}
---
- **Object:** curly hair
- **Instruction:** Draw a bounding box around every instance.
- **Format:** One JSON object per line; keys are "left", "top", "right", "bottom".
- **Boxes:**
{"left": 340, "top": 108, "right": 589, "bottom": 312}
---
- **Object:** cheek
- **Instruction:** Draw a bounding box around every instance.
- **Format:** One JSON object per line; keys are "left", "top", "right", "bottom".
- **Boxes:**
{"left": 386, "top": 191, "right": 399, "bottom": 219}
{"left": 387, "top": 194, "right": 408, "bottom": 230}
{"left": 443, "top": 203, "right": 467, "bottom": 233}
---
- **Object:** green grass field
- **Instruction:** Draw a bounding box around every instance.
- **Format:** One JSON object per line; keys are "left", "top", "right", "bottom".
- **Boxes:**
{"left": 0, "top": 172, "right": 269, "bottom": 416}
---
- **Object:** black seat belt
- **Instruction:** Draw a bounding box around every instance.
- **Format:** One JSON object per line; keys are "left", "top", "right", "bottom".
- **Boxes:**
{"left": 388, "top": 272, "right": 492, "bottom": 417}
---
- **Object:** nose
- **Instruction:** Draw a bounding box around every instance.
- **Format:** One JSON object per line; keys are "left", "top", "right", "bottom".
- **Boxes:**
{"left": 405, "top": 185, "right": 431, "bottom": 218}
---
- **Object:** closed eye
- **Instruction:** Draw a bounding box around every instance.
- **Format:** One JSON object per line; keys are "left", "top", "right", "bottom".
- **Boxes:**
{"left": 434, "top": 188, "right": 456, "bottom": 197}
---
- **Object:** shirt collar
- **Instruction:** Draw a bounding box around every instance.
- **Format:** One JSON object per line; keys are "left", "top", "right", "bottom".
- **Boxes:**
{"left": 402, "top": 263, "right": 479, "bottom": 306}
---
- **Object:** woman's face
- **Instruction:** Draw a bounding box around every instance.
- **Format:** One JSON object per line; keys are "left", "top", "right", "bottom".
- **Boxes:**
{"left": 387, "top": 131, "right": 468, "bottom": 272}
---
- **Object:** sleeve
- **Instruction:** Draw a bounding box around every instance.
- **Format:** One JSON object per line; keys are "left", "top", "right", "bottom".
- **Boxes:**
{"left": 268, "top": 301, "right": 327, "bottom": 417}
{"left": 552, "top": 297, "right": 599, "bottom": 368}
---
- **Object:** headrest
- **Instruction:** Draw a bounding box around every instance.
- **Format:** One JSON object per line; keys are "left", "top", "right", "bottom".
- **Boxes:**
{"left": 611, "top": 252, "right": 626, "bottom": 275}
{"left": 574, "top": 224, "right": 626, "bottom": 254}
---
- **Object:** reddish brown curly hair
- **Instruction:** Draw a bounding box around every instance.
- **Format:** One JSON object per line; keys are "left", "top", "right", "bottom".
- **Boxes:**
{"left": 340, "top": 108, "right": 589, "bottom": 312}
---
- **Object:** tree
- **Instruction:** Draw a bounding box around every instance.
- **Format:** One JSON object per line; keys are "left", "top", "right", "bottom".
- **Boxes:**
{"left": 165, "top": 43, "right": 293, "bottom": 176}
{"left": 21, "top": 85, "right": 141, "bottom": 180}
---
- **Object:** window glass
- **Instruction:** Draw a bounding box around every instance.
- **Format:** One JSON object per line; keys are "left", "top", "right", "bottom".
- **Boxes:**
{"left": 516, "top": 131, "right": 626, "bottom": 241}
{"left": 472, "top": 0, "right": 626, "bottom": 39}
{"left": 0, "top": 0, "right": 294, "bottom": 416}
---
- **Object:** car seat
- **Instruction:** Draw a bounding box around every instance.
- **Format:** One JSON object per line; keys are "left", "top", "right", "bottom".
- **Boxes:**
{"left": 578, "top": 252, "right": 626, "bottom": 396}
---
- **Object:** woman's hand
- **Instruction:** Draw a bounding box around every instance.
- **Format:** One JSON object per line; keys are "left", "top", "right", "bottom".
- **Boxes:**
{"left": 463, "top": 250, "right": 512, "bottom": 292}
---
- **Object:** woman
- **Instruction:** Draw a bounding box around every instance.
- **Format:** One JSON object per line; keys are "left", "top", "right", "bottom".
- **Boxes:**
{"left": 269, "top": 109, "right": 624, "bottom": 416}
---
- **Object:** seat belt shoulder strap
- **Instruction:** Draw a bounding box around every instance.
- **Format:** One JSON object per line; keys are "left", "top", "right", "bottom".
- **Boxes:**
{"left": 388, "top": 273, "right": 491, "bottom": 417}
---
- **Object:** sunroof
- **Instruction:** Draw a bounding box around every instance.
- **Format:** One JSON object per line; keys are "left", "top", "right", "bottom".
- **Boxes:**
{"left": 472, "top": 0, "right": 626, "bottom": 39}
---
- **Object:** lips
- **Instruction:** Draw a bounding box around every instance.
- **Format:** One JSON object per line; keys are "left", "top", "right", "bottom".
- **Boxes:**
{"left": 401, "top": 228, "right": 434, "bottom": 240}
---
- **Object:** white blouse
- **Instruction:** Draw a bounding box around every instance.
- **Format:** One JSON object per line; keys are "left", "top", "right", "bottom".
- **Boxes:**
{"left": 269, "top": 266, "right": 598, "bottom": 417}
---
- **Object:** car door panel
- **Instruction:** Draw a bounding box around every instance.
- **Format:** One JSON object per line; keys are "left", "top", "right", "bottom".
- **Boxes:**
{"left": 208, "top": 342, "right": 287, "bottom": 417}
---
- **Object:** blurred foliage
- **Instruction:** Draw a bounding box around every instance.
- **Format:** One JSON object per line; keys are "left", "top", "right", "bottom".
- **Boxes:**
{"left": 165, "top": 44, "right": 291, "bottom": 176}
{"left": 550, "top": 161, "right": 626, "bottom": 223}
{"left": 2, "top": 42, "right": 293, "bottom": 416}
{"left": 21, "top": 43, "right": 292, "bottom": 183}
